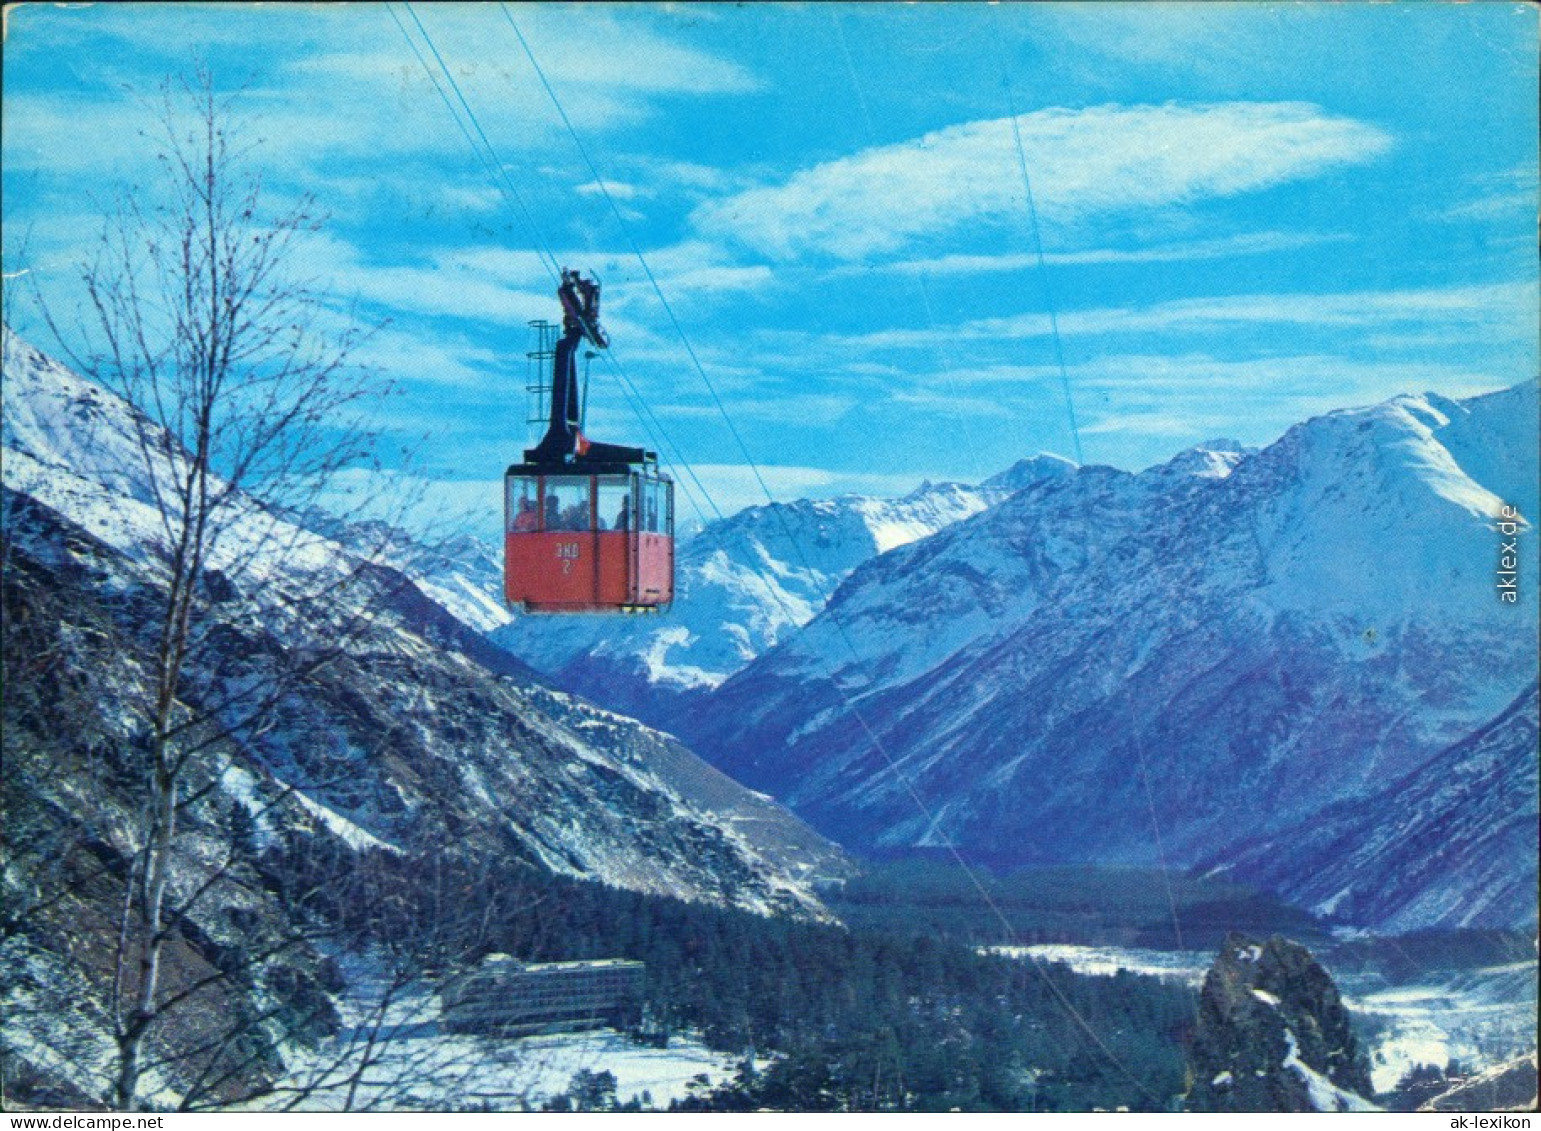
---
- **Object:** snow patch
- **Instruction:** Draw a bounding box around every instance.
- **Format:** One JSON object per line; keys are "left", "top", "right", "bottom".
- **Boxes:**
{"left": 288, "top": 788, "right": 403, "bottom": 855}
{"left": 1282, "top": 1028, "right": 1381, "bottom": 1112}
{"left": 991, "top": 944, "right": 1210, "bottom": 985}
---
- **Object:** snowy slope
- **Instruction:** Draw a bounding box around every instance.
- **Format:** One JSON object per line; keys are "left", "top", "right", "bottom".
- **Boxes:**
{"left": 680, "top": 382, "right": 1539, "bottom": 929}
{"left": 298, "top": 468, "right": 514, "bottom": 634}
{"left": 492, "top": 457, "right": 1072, "bottom": 728}
{"left": 1, "top": 327, "right": 343, "bottom": 588}
{"left": 0, "top": 328, "right": 848, "bottom": 916}
{"left": 1209, "top": 682, "right": 1539, "bottom": 932}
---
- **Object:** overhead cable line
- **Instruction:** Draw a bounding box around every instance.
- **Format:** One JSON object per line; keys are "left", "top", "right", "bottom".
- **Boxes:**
{"left": 388, "top": 2, "right": 712, "bottom": 525}
{"left": 504, "top": 7, "right": 1160, "bottom": 1104}
{"left": 993, "top": 22, "right": 1188, "bottom": 1033}
{"left": 393, "top": 1, "right": 561, "bottom": 281}
{"left": 401, "top": 0, "right": 714, "bottom": 523}
{"left": 817, "top": 12, "right": 1162, "bottom": 1106}
{"left": 1001, "top": 69, "right": 1085, "bottom": 466}
{"left": 828, "top": 9, "right": 960, "bottom": 403}
{"left": 500, "top": 4, "right": 757, "bottom": 525}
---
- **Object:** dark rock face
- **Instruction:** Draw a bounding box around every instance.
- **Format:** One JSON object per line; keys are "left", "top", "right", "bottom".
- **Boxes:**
{"left": 1187, "top": 933, "right": 1374, "bottom": 1112}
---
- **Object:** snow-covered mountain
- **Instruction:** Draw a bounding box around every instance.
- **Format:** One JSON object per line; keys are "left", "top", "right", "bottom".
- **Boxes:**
{"left": 492, "top": 456, "right": 1073, "bottom": 728}
{"left": 1209, "top": 681, "right": 1539, "bottom": 932}
{"left": 0, "top": 327, "right": 849, "bottom": 916}
{"left": 676, "top": 381, "right": 1539, "bottom": 930}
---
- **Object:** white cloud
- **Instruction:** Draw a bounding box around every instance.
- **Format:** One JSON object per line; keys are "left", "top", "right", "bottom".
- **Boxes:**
{"left": 1075, "top": 352, "right": 1518, "bottom": 398}
{"left": 693, "top": 102, "right": 1393, "bottom": 261}
{"left": 858, "top": 231, "right": 1355, "bottom": 276}
{"left": 289, "top": 234, "right": 773, "bottom": 338}
{"left": 654, "top": 391, "right": 858, "bottom": 427}
{"left": 576, "top": 180, "right": 643, "bottom": 201}
{"left": 1072, "top": 351, "right": 1524, "bottom": 455}
{"left": 1057, "top": 283, "right": 1536, "bottom": 337}
{"left": 1080, "top": 411, "right": 1223, "bottom": 438}
{"left": 286, "top": 234, "right": 553, "bottom": 328}
{"left": 345, "top": 325, "right": 507, "bottom": 391}
{"left": 1, "top": 93, "right": 162, "bottom": 176}
{"left": 635, "top": 158, "right": 757, "bottom": 196}
{"left": 823, "top": 282, "right": 1536, "bottom": 351}
{"left": 1035, "top": 4, "right": 1274, "bottom": 74}
{"left": 499, "top": 6, "right": 762, "bottom": 97}
{"left": 3, "top": 5, "right": 762, "bottom": 196}
{"left": 635, "top": 241, "right": 776, "bottom": 296}
{"left": 1431, "top": 168, "right": 1537, "bottom": 224}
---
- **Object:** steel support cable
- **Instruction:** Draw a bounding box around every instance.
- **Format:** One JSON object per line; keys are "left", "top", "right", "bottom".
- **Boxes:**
{"left": 407, "top": 0, "right": 714, "bottom": 522}
{"left": 992, "top": 18, "right": 1190, "bottom": 983}
{"left": 579, "top": 336, "right": 717, "bottom": 524}
{"left": 398, "top": 2, "right": 562, "bottom": 281}
{"left": 824, "top": 12, "right": 1158, "bottom": 1104}
{"left": 497, "top": 8, "right": 724, "bottom": 523}
{"left": 1125, "top": 680, "right": 1202, "bottom": 1037}
{"left": 994, "top": 44, "right": 1189, "bottom": 1089}
{"left": 828, "top": 9, "right": 959, "bottom": 402}
{"left": 387, "top": 3, "right": 710, "bottom": 525}
{"left": 505, "top": 7, "right": 1161, "bottom": 1106}
{"left": 1001, "top": 70, "right": 1085, "bottom": 467}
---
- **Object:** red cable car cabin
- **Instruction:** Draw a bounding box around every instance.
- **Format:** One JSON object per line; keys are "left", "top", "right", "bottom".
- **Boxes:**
{"left": 504, "top": 463, "right": 674, "bottom": 612}
{"left": 504, "top": 269, "right": 675, "bottom": 614}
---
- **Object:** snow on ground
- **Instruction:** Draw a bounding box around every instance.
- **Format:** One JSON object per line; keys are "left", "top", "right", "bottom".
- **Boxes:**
{"left": 254, "top": 952, "right": 740, "bottom": 1111}
{"left": 1337, "top": 961, "right": 1540, "bottom": 1094}
{"left": 991, "top": 944, "right": 1211, "bottom": 984}
{"left": 1282, "top": 1028, "right": 1382, "bottom": 1112}
{"left": 413, "top": 574, "right": 511, "bottom": 635}
{"left": 483, "top": 1028, "right": 742, "bottom": 1109}
{"left": 268, "top": 1020, "right": 740, "bottom": 1111}
{"left": 287, "top": 787, "right": 404, "bottom": 856}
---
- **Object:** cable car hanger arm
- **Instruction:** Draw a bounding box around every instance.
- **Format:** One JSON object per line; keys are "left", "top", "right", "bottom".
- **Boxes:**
{"left": 527, "top": 269, "right": 647, "bottom": 466}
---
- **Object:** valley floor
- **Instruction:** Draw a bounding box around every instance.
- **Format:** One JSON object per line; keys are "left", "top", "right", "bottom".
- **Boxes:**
{"left": 251, "top": 938, "right": 1535, "bottom": 1111}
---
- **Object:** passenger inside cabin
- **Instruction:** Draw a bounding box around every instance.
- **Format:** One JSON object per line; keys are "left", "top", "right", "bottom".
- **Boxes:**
{"left": 513, "top": 497, "right": 539, "bottom": 532}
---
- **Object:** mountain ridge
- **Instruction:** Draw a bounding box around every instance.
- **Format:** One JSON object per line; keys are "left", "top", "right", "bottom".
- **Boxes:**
{"left": 672, "top": 379, "right": 1539, "bottom": 931}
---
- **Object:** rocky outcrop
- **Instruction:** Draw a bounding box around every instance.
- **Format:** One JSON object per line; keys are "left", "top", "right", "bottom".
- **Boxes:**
{"left": 1187, "top": 933, "right": 1376, "bottom": 1112}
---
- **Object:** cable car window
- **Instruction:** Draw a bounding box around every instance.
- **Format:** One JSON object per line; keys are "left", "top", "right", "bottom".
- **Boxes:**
{"left": 595, "top": 477, "right": 630, "bottom": 532}
{"left": 642, "top": 479, "right": 661, "bottom": 533}
{"left": 542, "top": 477, "right": 591, "bottom": 532}
{"left": 508, "top": 477, "right": 540, "bottom": 533}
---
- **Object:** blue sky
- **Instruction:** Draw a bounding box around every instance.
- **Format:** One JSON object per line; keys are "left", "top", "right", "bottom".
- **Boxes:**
{"left": 3, "top": 2, "right": 1537, "bottom": 522}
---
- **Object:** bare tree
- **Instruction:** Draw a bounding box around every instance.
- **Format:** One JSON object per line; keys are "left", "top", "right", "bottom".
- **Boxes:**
{"left": 23, "top": 71, "right": 410, "bottom": 1111}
